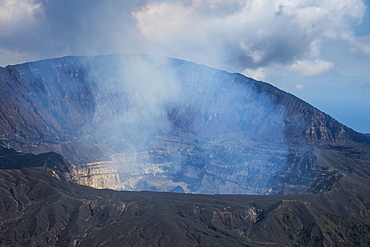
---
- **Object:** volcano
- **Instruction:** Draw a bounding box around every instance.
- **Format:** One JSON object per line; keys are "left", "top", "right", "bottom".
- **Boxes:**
{"left": 0, "top": 54, "right": 369, "bottom": 246}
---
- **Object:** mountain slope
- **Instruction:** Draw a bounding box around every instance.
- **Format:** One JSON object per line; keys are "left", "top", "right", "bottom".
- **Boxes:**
{"left": 0, "top": 153, "right": 369, "bottom": 246}
{"left": 0, "top": 54, "right": 369, "bottom": 195}
{"left": 0, "top": 54, "right": 370, "bottom": 246}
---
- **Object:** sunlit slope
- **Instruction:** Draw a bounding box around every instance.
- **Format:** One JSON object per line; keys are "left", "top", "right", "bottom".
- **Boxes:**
{"left": 0, "top": 54, "right": 369, "bottom": 194}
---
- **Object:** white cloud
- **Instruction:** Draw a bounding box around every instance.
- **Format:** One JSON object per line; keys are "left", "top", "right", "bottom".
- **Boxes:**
{"left": 242, "top": 67, "right": 266, "bottom": 81}
{"left": 306, "top": 40, "right": 322, "bottom": 58}
{"left": 0, "top": 0, "right": 146, "bottom": 66}
{"left": 0, "top": 0, "right": 368, "bottom": 73}
{"left": 351, "top": 35, "right": 370, "bottom": 55}
{"left": 295, "top": 84, "right": 305, "bottom": 90}
{"left": 287, "top": 59, "right": 334, "bottom": 77}
{"left": 344, "top": 33, "right": 370, "bottom": 56}
{"left": 132, "top": 0, "right": 367, "bottom": 73}
{"left": 0, "top": 0, "right": 43, "bottom": 33}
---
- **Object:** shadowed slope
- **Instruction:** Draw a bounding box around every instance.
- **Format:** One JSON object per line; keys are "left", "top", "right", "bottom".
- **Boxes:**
{"left": 0, "top": 153, "right": 369, "bottom": 246}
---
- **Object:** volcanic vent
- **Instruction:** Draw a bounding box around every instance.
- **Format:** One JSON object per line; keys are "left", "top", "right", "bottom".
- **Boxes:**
{"left": 0, "top": 54, "right": 368, "bottom": 194}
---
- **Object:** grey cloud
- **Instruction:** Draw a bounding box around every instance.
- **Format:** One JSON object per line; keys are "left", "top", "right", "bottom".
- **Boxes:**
{"left": 0, "top": 0, "right": 368, "bottom": 73}
{"left": 41, "top": 0, "right": 145, "bottom": 52}
{"left": 0, "top": 0, "right": 146, "bottom": 65}
{"left": 132, "top": 0, "right": 367, "bottom": 73}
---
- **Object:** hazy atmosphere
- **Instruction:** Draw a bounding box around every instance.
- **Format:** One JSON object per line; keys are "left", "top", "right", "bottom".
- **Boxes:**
{"left": 1, "top": 0, "right": 369, "bottom": 133}
{"left": 1, "top": 2, "right": 370, "bottom": 245}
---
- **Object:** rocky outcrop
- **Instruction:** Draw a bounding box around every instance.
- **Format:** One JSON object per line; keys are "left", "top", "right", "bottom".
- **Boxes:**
{"left": 0, "top": 143, "right": 77, "bottom": 182}
{"left": 77, "top": 161, "right": 122, "bottom": 190}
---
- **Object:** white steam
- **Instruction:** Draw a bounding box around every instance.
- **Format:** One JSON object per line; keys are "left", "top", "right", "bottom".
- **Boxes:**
{"left": 79, "top": 54, "right": 290, "bottom": 194}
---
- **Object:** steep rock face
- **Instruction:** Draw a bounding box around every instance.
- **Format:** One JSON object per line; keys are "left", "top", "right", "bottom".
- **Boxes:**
{"left": 1, "top": 55, "right": 366, "bottom": 150}
{"left": 77, "top": 161, "right": 121, "bottom": 190}
{"left": 0, "top": 143, "right": 77, "bottom": 182}
{"left": 0, "top": 54, "right": 369, "bottom": 194}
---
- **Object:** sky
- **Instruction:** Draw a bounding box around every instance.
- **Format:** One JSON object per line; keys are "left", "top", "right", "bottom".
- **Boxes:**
{"left": 0, "top": 0, "right": 369, "bottom": 133}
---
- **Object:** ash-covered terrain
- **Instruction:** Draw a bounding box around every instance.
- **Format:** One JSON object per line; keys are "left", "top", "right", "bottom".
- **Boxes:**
{"left": 0, "top": 54, "right": 370, "bottom": 246}
{"left": 0, "top": 144, "right": 369, "bottom": 246}
{"left": 1, "top": 54, "right": 368, "bottom": 195}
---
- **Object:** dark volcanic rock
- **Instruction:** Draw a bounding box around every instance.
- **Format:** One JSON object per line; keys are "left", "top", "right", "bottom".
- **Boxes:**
{"left": 0, "top": 163, "right": 369, "bottom": 246}
{"left": 0, "top": 54, "right": 370, "bottom": 246}
{"left": 0, "top": 54, "right": 370, "bottom": 195}
{"left": 0, "top": 143, "right": 77, "bottom": 182}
